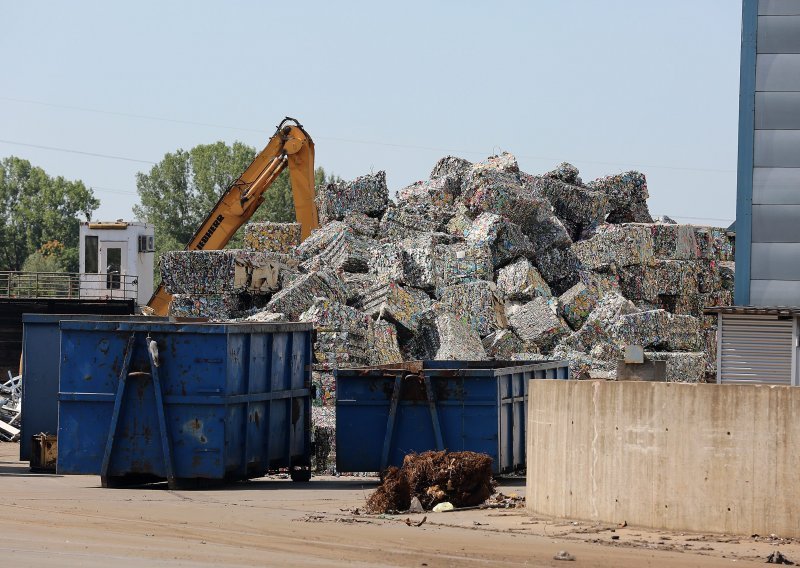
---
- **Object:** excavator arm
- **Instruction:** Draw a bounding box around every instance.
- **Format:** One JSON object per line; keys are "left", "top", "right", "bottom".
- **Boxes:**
{"left": 146, "top": 117, "right": 319, "bottom": 316}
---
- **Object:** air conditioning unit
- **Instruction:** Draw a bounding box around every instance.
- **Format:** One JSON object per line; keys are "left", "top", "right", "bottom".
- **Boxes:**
{"left": 138, "top": 234, "right": 155, "bottom": 253}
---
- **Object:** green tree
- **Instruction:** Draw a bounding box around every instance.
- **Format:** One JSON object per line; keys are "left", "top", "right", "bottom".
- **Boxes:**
{"left": 133, "top": 141, "right": 256, "bottom": 281}
{"left": 22, "top": 240, "right": 68, "bottom": 273}
{"left": 134, "top": 140, "right": 339, "bottom": 282}
{"left": 0, "top": 157, "right": 99, "bottom": 272}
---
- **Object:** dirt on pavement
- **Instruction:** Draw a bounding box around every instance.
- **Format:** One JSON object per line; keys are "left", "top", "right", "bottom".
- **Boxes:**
{"left": 0, "top": 442, "right": 795, "bottom": 567}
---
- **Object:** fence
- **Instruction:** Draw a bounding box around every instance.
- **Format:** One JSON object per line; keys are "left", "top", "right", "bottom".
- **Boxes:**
{"left": 0, "top": 271, "right": 138, "bottom": 301}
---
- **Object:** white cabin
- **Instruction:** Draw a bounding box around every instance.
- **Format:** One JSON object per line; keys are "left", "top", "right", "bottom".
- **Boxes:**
{"left": 78, "top": 221, "right": 154, "bottom": 307}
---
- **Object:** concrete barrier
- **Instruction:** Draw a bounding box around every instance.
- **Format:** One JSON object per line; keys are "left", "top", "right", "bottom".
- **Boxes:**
{"left": 526, "top": 380, "right": 800, "bottom": 537}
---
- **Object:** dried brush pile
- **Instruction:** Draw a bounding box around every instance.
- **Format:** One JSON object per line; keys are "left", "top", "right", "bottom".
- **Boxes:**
{"left": 365, "top": 450, "right": 495, "bottom": 514}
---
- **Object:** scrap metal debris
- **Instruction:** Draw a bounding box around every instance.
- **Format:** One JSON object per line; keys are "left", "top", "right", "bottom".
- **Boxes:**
{"left": 0, "top": 372, "right": 21, "bottom": 441}
{"left": 767, "top": 551, "right": 795, "bottom": 565}
{"left": 157, "top": 152, "right": 735, "bottom": 472}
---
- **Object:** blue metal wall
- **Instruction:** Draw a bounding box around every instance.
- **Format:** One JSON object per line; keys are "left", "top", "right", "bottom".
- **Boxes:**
{"left": 737, "top": 0, "right": 800, "bottom": 306}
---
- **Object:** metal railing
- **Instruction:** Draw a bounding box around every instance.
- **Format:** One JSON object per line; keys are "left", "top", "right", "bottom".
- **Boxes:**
{"left": 0, "top": 271, "right": 139, "bottom": 300}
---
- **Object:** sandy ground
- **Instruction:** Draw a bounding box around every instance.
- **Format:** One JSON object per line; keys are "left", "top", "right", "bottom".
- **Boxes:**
{"left": 1, "top": 443, "right": 797, "bottom": 567}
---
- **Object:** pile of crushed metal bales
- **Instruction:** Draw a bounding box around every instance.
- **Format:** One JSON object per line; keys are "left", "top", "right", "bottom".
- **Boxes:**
{"left": 159, "top": 152, "right": 734, "bottom": 472}
{"left": 365, "top": 450, "right": 495, "bottom": 514}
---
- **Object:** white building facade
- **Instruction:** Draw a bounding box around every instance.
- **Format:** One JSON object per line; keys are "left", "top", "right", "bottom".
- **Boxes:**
{"left": 78, "top": 221, "right": 154, "bottom": 307}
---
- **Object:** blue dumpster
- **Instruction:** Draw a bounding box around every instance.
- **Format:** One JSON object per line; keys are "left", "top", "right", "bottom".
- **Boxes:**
{"left": 335, "top": 360, "right": 569, "bottom": 474}
{"left": 20, "top": 314, "right": 166, "bottom": 462}
{"left": 57, "top": 320, "right": 313, "bottom": 487}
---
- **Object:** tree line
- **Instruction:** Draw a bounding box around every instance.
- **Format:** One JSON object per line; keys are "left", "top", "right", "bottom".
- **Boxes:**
{"left": 0, "top": 141, "right": 338, "bottom": 276}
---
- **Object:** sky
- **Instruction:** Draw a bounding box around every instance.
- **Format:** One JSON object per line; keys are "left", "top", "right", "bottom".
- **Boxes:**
{"left": 1, "top": 1, "right": 742, "bottom": 227}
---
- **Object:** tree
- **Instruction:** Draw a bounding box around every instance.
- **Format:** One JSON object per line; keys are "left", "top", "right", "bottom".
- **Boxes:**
{"left": 22, "top": 240, "right": 67, "bottom": 273}
{"left": 134, "top": 140, "right": 339, "bottom": 281}
{"left": 0, "top": 157, "right": 99, "bottom": 272}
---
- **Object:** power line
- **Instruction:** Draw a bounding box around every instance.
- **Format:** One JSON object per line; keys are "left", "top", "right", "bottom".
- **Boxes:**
{"left": 0, "top": 139, "right": 155, "bottom": 164}
{"left": 1, "top": 95, "right": 736, "bottom": 175}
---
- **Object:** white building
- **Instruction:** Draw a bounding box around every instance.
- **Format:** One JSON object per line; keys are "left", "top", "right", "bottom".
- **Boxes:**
{"left": 78, "top": 221, "right": 154, "bottom": 307}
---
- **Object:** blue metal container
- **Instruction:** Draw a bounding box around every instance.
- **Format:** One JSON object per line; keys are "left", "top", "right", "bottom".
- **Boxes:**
{"left": 20, "top": 314, "right": 165, "bottom": 462}
{"left": 57, "top": 320, "right": 313, "bottom": 487}
{"left": 335, "top": 360, "right": 569, "bottom": 474}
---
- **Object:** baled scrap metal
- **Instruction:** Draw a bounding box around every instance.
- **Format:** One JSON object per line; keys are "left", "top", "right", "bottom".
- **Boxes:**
{"left": 243, "top": 310, "right": 286, "bottom": 322}
{"left": 617, "top": 260, "right": 701, "bottom": 303}
{"left": 461, "top": 167, "right": 569, "bottom": 251}
{"left": 719, "top": 261, "right": 735, "bottom": 290}
{"left": 609, "top": 310, "right": 701, "bottom": 351}
{"left": 551, "top": 345, "right": 613, "bottom": 379}
{"left": 343, "top": 212, "right": 380, "bottom": 238}
{"left": 300, "top": 229, "right": 374, "bottom": 273}
{"left": 572, "top": 223, "right": 654, "bottom": 270}
{"left": 465, "top": 212, "right": 534, "bottom": 269}
{"left": 521, "top": 174, "right": 610, "bottom": 240}
{"left": 243, "top": 222, "right": 301, "bottom": 254}
{"left": 301, "top": 299, "right": 372, "bottom": 368}
{"left": 369, "top": 319, "right": 404, "bottom": 365}
{"left": 644, "top": 352, "right": 707, "bottom": 383}
{"left": 312, "top": 416, "right": 337, "bottom": 473}
{"left": 379, "top": 204, "right": 448, "bottom": 241}
{"left": 696, "top": 260, "right": 723, "bottom": 293}
{"left": 312, "top": 370, "right": 336, "bottom": 408}
{"left": 437, "top": 281, "right": 507, "bottom": 337}
{"left": 265, "top": 270, "right": 347, "bottom": 320}
{"left": 482, "top": 329, "right": 527, "bottom": 359}
{"left": 495, "top": 258, "right": 552, "bottom": 301}
{"left": 507, "top": 296, "right": 570, "bottom": 352}
{"left": 370, "top": 242, "right": 405, "bottom": 283}
{"left": 649, "top": 223, "right": 700, "bottom": 260}
{"left": 430, "top": 155, "right": 473, "bottom": 184}
{"left": 587, "top": 171, "right": 653, "bottom": 224}
{"left": 160, "top": 249, "right": 297, "bottom": 295}
{"left": 416, "top": 311, "right": 488, "bottom": 361}
{"left": 445, "top": 202, "right": 475, "bottom": 238}
{"left": 168, "top": 293, "right": 242, "bottom": 320}
{"left": 558, "top": 282, "right": 598, "bottom": 330}
{"left": 433, "top": 242, "right": 494, "bottom": 296}
{"left": 559, "top": 293, "right": 640, "bottom": 353}
{"left": 342, "top": 272, "right": 375, "bottom": 306}
{"left": 533, "top": 246, "right": 581, "bottom": 296}
{"left": 316, "top": 171, "right": 389, "bottom": 223}
{"left": 701, "top": 328, "right": 718, "bottom": 374}
{"left": 370, "top": 234, "right": 456, "bottom": 290}
{"left": 358, "top": 280, "right": 431, "bottom": 333}
{"left": 694, "top": 226, "right": 734, "bottom": 261}
{"left": 543, "top": 161, "right": 582, "bottom": 185}
{"left": 577, "top": 268, "right": 620, "bottom": 298}
{"left": 296, "top": 221, "right": 348, "bottom": 260}
{"left": 397, "top": 176, "right": 461, "bottom": 209}
{"left": 654, "top": 215, "right": 678, "bottom": 224}
{"left": 472, "top": 151, "right": 519, "bottom": 174}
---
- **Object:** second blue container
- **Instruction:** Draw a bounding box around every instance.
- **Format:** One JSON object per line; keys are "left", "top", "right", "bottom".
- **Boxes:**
{"left": 335, "top": 360, "right": 569, "bottom": 474}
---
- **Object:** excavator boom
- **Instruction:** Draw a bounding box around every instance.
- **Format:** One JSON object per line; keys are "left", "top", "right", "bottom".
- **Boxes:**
{"left": 146, "top": 118, "right": 319, "bottom": 315}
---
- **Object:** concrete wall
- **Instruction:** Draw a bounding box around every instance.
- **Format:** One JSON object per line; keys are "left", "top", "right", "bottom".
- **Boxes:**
{"left": 526, "top": 380, "right": 800, "bottom": 538}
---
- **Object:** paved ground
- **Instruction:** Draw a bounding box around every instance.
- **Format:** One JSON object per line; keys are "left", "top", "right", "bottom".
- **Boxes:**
{"left": 1, "top": 443, "right": 796, "bottom": 567}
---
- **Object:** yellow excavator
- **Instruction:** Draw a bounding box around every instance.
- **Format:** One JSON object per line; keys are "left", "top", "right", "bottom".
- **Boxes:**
{"left": 146, "top": 117, "right": 319, "bottom": 316}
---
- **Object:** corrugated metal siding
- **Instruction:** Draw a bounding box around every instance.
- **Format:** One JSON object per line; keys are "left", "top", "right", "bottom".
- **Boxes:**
{"left": 719, "top": 314, "right": 793, "bottom": 385}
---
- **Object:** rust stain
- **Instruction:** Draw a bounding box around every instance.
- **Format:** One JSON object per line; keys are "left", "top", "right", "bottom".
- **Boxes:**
{"left": 291, "top": 398, "right": 300, "bottom": 425}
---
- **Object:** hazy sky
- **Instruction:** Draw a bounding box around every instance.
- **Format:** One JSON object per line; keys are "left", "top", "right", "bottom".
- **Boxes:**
{"left": 1, "top": 1, "right": 742, "bottom": 226}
